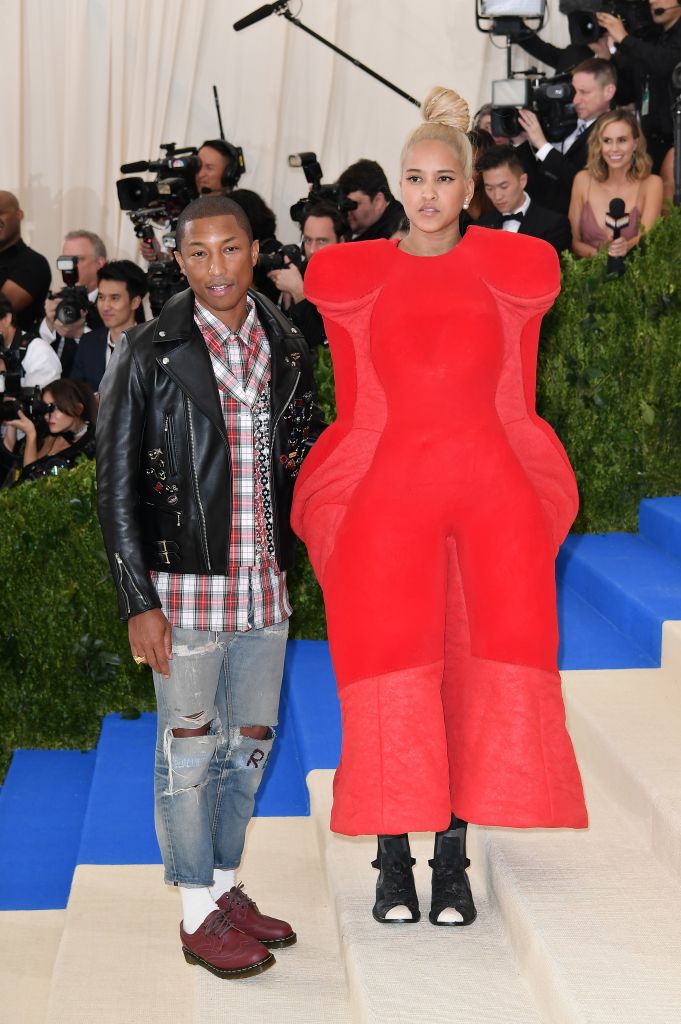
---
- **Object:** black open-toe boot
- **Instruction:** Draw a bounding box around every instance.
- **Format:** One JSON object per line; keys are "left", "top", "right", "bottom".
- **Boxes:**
{"left": 428, "top": 814, "right": 477, "bottom": 926}
{"left": 372, "top": 834, "right": 420, "bottom": 924}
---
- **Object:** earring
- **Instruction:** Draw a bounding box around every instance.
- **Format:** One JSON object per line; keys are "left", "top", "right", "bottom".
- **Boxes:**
{"left": 463, "top": 198, "right": 471, "bottom": 210}
{"left": 632, "top": 152, "right": 638, "bottom": 168}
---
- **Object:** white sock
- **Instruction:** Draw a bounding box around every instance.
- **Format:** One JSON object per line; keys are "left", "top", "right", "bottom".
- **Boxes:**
{"left": 210, "top": 868, "right": 237, "bottom": 901}
{"left": 180, "top": 886, "right": 218, "bottom": 933}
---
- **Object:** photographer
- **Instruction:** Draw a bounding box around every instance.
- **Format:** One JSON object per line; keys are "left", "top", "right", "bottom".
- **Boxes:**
{"left": 39, "top": 231, "right": 107, "bottom": 375}
{"left": 0, "top": 192, "right": 51, "bottom": 334}
{"left": 515, "top": 58, "right": 617, "bottom": 213}
{"left": 598, "top": 0, "right": 681, "bottom": 171}
{"left": 5, "top": 378, "right": 96, "bottom": 484}
{"left": 70, "top": 260, "right": 148, "bottom": 393}
{"left": 337, "top": 159, "right": 405, "bottom": 241}
{"left": 267, "top": 202, "right": 348, "bottom": 349}
{"left": 0, "top": 294, "right": 62, "bottom": 391}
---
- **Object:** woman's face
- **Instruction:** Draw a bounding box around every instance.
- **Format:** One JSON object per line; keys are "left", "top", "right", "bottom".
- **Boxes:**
{"left": 599, "top": 120, "right": 636, "bottom": 173}
{"left": 400, "top": 140, "right": 473, "bottom": 235}
{"left": 43, "top": 391, "right": 78, "bottom": 434}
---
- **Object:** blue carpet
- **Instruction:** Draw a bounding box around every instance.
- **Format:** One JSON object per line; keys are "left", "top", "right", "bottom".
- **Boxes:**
{"left": 0, "top": 750, "right": 95, "bottom": 910}
{"left": 639, "top": 496, "right": 681, "bottom": 562}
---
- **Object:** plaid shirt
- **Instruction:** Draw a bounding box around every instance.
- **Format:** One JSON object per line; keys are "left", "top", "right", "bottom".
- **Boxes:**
{"left": 151, "top": 296, "right": 291, "bottom": 632}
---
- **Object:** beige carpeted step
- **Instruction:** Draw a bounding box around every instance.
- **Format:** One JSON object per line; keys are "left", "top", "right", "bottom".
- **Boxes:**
{"left": 563, "top": 623, "right": 681, "bottom": 881}
{"left": 308, "top": 770, "right": 543, "bottom": 1024}
{"left": 0, "top": 909, "right": 65, "bottom": 1024}
{"left": 192, "top": 816, "right": 351, "bottom": 1023}
{"left": 44, "top": 818, "right": 350, "bottom": 1024}
{"left": 483, "top": 768, "right": 681, "bottom": 1024}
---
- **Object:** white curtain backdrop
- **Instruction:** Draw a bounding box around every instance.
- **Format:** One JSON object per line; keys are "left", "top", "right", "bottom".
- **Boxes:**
{"left": 1, "top": 0, "right": 569, "bottom": 266}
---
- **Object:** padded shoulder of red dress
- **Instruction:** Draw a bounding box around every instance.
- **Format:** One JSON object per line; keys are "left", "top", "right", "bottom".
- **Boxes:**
{"left": 465, "top": 226, "right": 560, "bottom": 302}
{"left": 303, "top": 239, "right": 391, "bottom": 308}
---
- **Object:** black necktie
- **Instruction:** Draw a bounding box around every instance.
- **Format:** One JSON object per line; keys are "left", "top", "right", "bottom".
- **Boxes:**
{"left": 501, "top": 211, "right": 524, "bottom": 224}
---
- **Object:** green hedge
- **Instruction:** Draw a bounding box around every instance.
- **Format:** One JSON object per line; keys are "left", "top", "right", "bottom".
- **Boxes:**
{"left": 1, "top": 208, "right": 680, "bottom": 775}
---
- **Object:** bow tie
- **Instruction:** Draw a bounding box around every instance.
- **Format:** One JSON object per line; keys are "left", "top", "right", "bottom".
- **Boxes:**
{"left": 501, "top": 211, "right": 524, "bottom": 223}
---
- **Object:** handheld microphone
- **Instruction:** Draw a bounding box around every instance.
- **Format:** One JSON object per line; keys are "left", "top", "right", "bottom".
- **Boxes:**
{"left": 120, "top": 160, "right": 151, "bottom": 174}
{"left": 605, "top": 198, "right": 630, "bottom": 277}
{"left": 233, "top": 1, "right": 289, "bottom": 32}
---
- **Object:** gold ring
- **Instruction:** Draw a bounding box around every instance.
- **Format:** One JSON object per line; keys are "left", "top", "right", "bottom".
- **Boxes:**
{"left": 133, "top": 655, "right": 147, "bottom": 665}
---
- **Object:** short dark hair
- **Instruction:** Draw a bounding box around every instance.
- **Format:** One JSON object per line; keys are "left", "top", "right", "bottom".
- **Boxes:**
{"left": 199, "top": 139, "right": 233, "bottom": 163}
{"left": 301, "top": 201, "right": 350, "bottom": 242}
{"left": 337, "top": 159, "right": 393, "bottom": 201}
{"left": 0, "top": 294, "right": 15, "bottom": 325}
{"left": 476, "top": 144, "right": 526, "bottom": 176}
{"left": 229, "top": 189, "right": 277, "bottom": 241}
{"left": 97, "top": 259, "right": 148, "bottom": 300}
{"left": 572, "top": 57, "right": 617, "bottom": 88}
{"left": 175, "top": 195, "right": 254, "bottom": 248}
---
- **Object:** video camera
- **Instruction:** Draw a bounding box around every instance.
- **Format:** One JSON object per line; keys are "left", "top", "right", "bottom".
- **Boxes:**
{"left": 559, "top": 1, "right": 651, "bottom": 45}
{"left": 47, "top": 256, "right": 91, "bottom": 326}
{"left": 491, "top": 73, "right": 576, "bottom": 142}
{"left": 288, "top": 152, "right": 357, "bottom": 226}
{"left": 257, "top": 240, "right": 305, "bottom": 274}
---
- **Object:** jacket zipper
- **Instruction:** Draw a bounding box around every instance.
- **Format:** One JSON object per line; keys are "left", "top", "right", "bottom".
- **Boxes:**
{"left": 164, "top": 412, "right": 178, "bottom": 476}
{"left": 114, "top": 552, "right": 146, "bottom": 614}
{"left": 270, "top": 370, "right": 301, "bottom": 556}
{"left": 184, "top": 396, "right": 212, "bottom": 570}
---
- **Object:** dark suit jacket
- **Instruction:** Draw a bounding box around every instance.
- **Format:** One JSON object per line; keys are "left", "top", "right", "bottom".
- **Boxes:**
{"left": 477, "top": 200, "right": 572, "bottom": 256}
{"left": 517, "top": 122, "right": 594, "bottom": 215}
{"left": 69, "top": 325, "right": 109, "bottom": 391}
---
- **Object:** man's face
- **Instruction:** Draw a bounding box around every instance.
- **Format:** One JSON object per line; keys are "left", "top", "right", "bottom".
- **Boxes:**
{"left": 62, "top": 237, "right": 105, "bottom": 293}
{"left": 96, "top": 279, "right": 140, "bottom": 333}
{"left": 302, "top": 215, "right": 339, "bottom": 259}
{"left": 345, "top": 190, "right": 386, "bottom": 233}
{"left": 195, "top": 146, "right": 230, "bottom": 195}
{"left": 174, "top": 214, "right": 258, "bottom": 329}
{"left": 482, "top": 164, "right": 528, "bottom": 215}
{"left": 649, "top": 0, "right": 681, "bottom": 28}
{"left": 0, "top": 195, "right": 23, "bottom": 249}
{"left": 571, "top": 71, "right": 615, "bottom": 122}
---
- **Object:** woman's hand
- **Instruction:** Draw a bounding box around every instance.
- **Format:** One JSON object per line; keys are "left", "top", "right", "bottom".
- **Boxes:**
{"left": 4, "top": 408, "right": 35, "bottom": 435}
{"left": 607, "top": 235, "right": 628, "bottom": 258}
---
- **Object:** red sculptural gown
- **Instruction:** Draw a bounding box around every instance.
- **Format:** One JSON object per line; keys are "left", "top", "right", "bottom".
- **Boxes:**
{"left": 291, "top": 227, "right": 588, "bottom": 836}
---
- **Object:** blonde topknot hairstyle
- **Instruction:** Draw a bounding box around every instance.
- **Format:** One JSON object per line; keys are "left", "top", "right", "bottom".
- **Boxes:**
{"left": 401, "top": 86, "right": 473, "bottom": 179}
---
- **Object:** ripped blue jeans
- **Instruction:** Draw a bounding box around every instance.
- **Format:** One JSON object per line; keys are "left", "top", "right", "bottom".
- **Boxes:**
{"left": 152, "top": 620, "right": 288, "bottom": 887}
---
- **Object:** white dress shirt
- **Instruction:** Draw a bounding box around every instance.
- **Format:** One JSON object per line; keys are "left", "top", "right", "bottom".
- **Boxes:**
{"left": 535, "top": 119, "right": 593, "bottom": 161}
{"left": 500, "top": 192, "right": 532, "bottom": 233}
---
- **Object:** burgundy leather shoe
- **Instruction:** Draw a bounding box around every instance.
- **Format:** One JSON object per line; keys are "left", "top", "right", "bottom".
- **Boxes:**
{"left": 216, "top": 884, "right": 297, "bottom": 948}
{"left": 180, "top": 908, "right": 275, "bottom": 979}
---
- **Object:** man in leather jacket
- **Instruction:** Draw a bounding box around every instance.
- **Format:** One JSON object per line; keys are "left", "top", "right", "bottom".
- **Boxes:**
{"left": 97, "top": 195, "right": 324, "bottom": 980}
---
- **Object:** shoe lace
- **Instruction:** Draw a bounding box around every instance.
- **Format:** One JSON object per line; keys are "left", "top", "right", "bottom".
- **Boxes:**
{"left": 223, "top": 882, "right": 257, "bottom": 912}
{"left": 204, "top": 909, "right": 237, "bottom": 938}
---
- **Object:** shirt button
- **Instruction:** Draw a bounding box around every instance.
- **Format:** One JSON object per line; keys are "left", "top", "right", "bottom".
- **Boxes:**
{"left": 159, "top": 330, "right": 166, "bottom": 338}
{"left": 162, "top": 357, "right": 169, "bottom": 364}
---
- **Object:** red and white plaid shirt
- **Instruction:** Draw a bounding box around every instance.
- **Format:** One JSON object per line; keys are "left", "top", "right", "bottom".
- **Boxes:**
{"left": 151, "top": 297, "right": 291, "bottom": 632}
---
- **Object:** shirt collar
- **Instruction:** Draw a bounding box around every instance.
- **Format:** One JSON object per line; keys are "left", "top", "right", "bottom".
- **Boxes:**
{"left": 194, "top": 294, "right": 256, "bottom": 344}
{"left": 509, "top": 192, "right": 532, "bottom": 217}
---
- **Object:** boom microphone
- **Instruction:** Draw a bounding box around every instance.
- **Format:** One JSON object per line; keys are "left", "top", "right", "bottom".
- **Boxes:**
{"left": 233, "top": 1, "right": 289, "bottom": 32}
{"left": 653, "top": 4, "right": 681, "bottom": 14}
{"left": 120, "top": 160, "right": 151, "bottom": 174}
{"left": 605, "top": 197, "right": 629, "bottom": 277}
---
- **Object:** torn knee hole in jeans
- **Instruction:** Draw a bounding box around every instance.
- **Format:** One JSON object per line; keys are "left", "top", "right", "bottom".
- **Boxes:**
{"left": 228, "top": 726, "right": 276, "bottom": 770}
{"left": 162, "top": 712, "right": 221, "bottom": 796}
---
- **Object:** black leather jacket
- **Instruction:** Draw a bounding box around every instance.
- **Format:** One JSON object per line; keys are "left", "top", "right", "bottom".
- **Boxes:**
{"left": 96, "top": 287, "right": 324, "bottom": 620}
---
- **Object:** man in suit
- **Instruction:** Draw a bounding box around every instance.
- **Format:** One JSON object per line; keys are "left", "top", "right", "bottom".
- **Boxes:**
{"left": 70, "top": 260, "right": 147, "bottom": 392}
{"left": 476, "top": 146, "right": 572, "bottom": 255}
{"left": 513, "top": 58, "right": 617, "bottom": 215}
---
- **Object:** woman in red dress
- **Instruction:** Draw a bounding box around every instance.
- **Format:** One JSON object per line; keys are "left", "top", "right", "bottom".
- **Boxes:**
{"left": 292, "top": 87, "right": 587, "bottom": 927}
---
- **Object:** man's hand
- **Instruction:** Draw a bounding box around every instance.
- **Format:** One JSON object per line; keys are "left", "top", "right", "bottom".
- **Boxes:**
{"left": 128, "top": 608, "right": 173, "bottom": 678}
{"left": 596, "top": 11, "right": 627, "bottom": 44}
{"left": 517, "top": 109, "right": 548, "bottom": 150}
{"left": 44, "top": 295, "right": 87, "bottom": 339}
{"left": 268, "top": 258, "right": 305, "bottom": 304}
